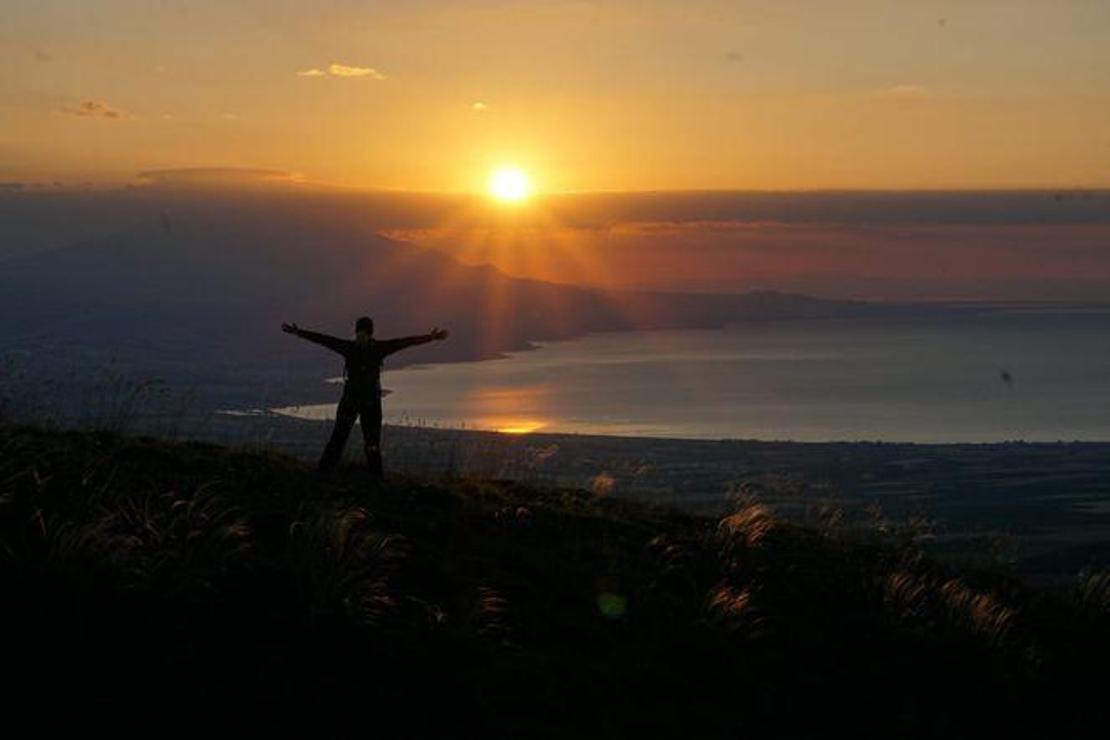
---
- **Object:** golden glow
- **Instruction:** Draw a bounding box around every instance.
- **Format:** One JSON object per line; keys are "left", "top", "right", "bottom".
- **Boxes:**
{"left": 488, "top": 167, "right": 532, "bottom": 203}
{"left": 490, "top": 420, "right": 546, "bottom": 434}
{"left": 5, "top": 4, "right": 1109, "bottom": 190}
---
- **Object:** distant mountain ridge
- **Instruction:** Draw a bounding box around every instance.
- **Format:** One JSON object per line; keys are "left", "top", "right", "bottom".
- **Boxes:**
{"left": 0, "top": 202, "right": 912, "bottom": 412}
{"left": 0, "top": 205, "right": 893, "bottom": 349}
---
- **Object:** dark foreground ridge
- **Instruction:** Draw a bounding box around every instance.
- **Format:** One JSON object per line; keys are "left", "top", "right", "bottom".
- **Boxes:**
{"left": 3, "top": 425, "right": 1109, "bottom": 738}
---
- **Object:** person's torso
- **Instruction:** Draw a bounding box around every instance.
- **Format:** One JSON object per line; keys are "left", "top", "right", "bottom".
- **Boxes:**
{"left": 343, "top": 341, "right": 386, "bottom": 400}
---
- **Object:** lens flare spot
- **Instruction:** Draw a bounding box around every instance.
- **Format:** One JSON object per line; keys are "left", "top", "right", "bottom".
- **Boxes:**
{"left": 597, "top": 593, "right": 628, "bottom": 619}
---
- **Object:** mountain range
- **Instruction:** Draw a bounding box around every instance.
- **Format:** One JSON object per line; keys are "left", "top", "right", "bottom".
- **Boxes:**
{"left": 0, "top": 194, "right": 910, "bottom": 412}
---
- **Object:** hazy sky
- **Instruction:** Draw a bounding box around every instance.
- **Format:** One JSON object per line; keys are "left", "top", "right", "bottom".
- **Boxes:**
{"left": 3, "top": 1, "right": 1109, "bottom": 191}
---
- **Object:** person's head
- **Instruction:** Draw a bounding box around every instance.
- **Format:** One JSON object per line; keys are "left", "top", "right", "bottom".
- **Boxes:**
{"left": 355, "top": 316, "right": 374, "bottom": 343}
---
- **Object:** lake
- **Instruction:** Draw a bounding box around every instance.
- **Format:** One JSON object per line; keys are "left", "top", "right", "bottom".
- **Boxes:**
{"left": 273, "top": 310, "right": 1110, "bottom": 443}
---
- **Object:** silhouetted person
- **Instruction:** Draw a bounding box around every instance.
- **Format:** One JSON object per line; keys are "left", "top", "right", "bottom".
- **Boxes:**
{"left": 282, "top": 317, "right": 449, "bottom": 478}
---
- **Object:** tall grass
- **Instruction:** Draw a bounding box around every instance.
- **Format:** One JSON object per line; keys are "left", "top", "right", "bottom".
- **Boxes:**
{"left": 3, "top": 424, "right": 1110, "bottom": 737}
{"left": 287, "top": 506, "right": 408, "bottom": 630}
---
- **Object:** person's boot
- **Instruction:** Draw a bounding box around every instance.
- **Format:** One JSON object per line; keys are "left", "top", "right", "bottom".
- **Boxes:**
{"left": 316, "top": 455, "right": 339, "bottom": 477}
{"left": 317, "top": 435, "right": 347, "bottom": 476}
{"left": 365, "top": 444, "right": 384, "bottom": 483}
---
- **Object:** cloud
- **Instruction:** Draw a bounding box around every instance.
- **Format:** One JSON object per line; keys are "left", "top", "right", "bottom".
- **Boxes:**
{"left": 297, "top": 63, "right": 386, "bottom": 79}
{"left": 63, "top": 100, "right": 131, "bottom": 120}
{"left": 471, "top": 101, "right": 488, "bottom": 111}
{"left": 874, "top": 85, "right": 931, "bottom": 101}
{"left": 328, "top": 63, "right": 385, "bottom": 78}
{"left": 133, "top": 168, "right": 304, "bottom": 189}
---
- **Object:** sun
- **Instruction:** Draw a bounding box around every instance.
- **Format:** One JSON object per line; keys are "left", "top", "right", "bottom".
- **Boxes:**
{"left": 488, "top": 166, "right": 532, "bottom": 203}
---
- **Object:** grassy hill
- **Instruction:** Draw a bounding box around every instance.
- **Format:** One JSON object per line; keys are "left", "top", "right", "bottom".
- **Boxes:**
{"left": 2, "top": 424, "right": 1108, "bottom": 738}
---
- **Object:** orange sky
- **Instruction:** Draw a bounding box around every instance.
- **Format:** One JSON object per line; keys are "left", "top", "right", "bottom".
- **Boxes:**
{"left": 2, "top": 1, "right": 1109, "bottom": 192}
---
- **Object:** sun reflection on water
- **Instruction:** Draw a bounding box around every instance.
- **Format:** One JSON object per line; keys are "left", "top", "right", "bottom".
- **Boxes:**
{"left": 489, "top": 420, "right": 546, "bottom": 435}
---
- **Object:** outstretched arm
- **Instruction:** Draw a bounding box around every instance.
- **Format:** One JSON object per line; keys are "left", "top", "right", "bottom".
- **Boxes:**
{"left": 379, "top": 327, "right": 449, "bottom": 356}
{"left": 281, "top": 322, "right": 349, "bottom": 354}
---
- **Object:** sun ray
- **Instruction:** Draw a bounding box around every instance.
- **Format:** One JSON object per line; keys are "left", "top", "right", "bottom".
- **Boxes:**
{"left": 374, "top": 177, "right": 689, "bottom": 436}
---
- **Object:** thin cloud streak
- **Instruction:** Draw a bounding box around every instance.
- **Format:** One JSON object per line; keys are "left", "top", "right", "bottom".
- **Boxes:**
{"left": 297, "top": 63, "right": 386, "bottom": 79}
{"left": 62, "top": 100, "right": 131, "bottom": 120}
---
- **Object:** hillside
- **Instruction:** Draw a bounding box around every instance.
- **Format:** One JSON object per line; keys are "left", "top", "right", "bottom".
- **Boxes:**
{"left": 2, "top": 425, "right": 1108, "bottom": 738}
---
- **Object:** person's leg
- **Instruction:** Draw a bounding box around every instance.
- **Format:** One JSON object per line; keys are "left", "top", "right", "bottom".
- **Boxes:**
{"left": 319, "top": 396, "right": 358, "bottom": 472}
{"left": 359, "top": 401, "right": 384, "bottom": 480}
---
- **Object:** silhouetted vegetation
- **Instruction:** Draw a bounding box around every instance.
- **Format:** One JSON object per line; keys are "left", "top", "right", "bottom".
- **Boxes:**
{"left": 2, "top": 424, "right": 1108, "bottom": 738}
